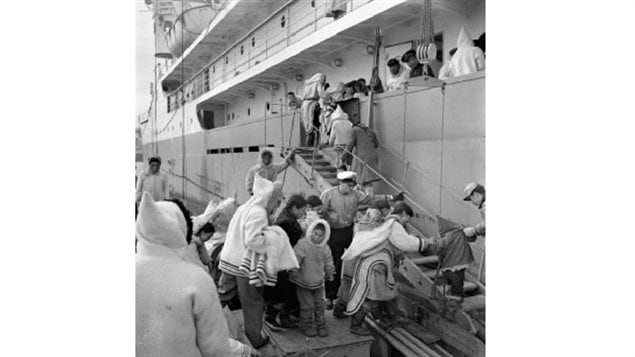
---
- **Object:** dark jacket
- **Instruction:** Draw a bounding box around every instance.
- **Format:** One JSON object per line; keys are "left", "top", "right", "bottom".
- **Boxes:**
{"left": 426, "top": 215, "right": 475, "bottom": 270}
{"left": 275, "top": 208, "right": 304, "bottom": 247}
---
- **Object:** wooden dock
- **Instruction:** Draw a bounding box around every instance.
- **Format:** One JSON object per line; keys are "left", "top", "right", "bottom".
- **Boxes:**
{"left": 231, "top": 310, "right": 374, "bottom": 357}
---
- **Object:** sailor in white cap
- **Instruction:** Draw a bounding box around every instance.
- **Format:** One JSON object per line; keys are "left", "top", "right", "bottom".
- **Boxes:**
{"left": 462, "top": 182, "right": 485, "bottom": 237}
{"left": 320, "top": 171, "right": 404, "bottom": 312}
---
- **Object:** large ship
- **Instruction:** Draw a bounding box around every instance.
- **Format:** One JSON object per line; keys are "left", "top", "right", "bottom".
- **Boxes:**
{"left": 138, "top": 0, "right": 485, "bottom": 355}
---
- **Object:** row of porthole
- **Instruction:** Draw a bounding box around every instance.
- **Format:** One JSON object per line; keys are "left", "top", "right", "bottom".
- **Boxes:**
{"left": 206, "top": 144, "right": 274, "bottom": 155}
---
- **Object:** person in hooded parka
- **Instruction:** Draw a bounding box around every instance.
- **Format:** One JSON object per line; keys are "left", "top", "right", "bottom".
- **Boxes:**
{"left": 245, "top": 148, "right": 295, "bottom": 196}
{"left": 449, "top": 27, "right": 485, "bottom": 77}
{"left": 135, "top": 192, "right": 252, "bottom": 357}
{"left": 218, "top": 174, "right": 285, "bottom": 349}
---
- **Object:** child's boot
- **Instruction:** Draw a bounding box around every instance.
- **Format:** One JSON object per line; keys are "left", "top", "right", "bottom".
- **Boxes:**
{"left": 298, "top": 309, "right": 317, "bottom": 337}
{"left": 349, "top": 308, "right": 371, "bottom": 336}
{"left": 316, "top": 314, "right": 329, "bottom": 337}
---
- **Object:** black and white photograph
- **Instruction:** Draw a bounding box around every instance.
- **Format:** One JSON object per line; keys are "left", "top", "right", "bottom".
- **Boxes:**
{"left": 135, "top": 1, "right": 485, "bottom": 356}
{"left": 5, "top": 1, "right": 635, "bottom": 357}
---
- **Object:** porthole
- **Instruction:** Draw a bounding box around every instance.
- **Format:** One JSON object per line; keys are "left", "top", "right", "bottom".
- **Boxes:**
{"left": 281, "top": 16, "right": 285, "bottom": 28}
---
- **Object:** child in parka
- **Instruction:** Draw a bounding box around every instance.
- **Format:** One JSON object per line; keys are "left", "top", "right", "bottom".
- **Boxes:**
{"left": 290, "top": 219, "right": 336, "bottom": 337}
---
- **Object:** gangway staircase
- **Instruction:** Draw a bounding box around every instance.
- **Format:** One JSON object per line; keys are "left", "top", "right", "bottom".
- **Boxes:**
{"left": 287, "top": 146, "right": 485, "bottom": 357}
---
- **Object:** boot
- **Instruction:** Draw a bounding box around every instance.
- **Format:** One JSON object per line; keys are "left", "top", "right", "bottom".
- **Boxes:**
{"left": 333, "top": 301, "right": 347, "bottom": 319}
{"left": 279, "top": 312, "right": 298, "bottom": 328}
{"left": 349, "top": 309, "right": 372, "bottom": 336}
{"left": 384, "top": 299, "right": 409, "bottom": 328}
{"left": 298, "top": 309, "right": 317, "bottom": 337}
{"left": 264, "top": 305, "right": 284, "bottom": 330}
{"left": 316, "top": 311, "right": 329, "bottom": 337}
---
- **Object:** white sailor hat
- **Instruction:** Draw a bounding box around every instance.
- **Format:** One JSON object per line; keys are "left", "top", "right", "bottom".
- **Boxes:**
{"left": 337, "top": 171, "right": 357, "bottom": 182}
{"left": 463, "top": 182, "right": 483, "bottom": 201}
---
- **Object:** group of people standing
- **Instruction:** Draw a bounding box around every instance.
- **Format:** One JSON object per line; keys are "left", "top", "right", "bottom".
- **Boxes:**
{"left": 387, "top": 27, "right": 485, "bottom": 91}
{"left": 136, "top": 144, "right": 485, "bottom": 357}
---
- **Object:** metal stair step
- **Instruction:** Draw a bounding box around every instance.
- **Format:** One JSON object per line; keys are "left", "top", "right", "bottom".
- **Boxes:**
{"left": 298, "top": 153, "right": 324, "bottom": 160}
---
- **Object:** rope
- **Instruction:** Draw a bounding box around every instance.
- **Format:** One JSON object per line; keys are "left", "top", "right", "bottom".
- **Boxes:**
{"left": 163, "top": 169, "right": 223, "bottom": 199}
{"left": 438, "top": 86, "right": 445, "bottom": 213}
{"left": 181, "top": 0, "right": 187, "bottom": 201}
{"left": 281, "top": 109, "right": 299, "bottom": 187}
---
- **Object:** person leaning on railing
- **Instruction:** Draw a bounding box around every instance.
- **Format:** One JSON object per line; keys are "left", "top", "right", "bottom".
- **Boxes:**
{"left": 462, "top": 182, "right": 485, "bottom": 237}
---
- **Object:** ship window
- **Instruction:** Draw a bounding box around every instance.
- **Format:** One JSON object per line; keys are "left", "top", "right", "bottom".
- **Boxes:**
{"left": 266, "top": 102, "right": 270, "bottom": 111}
{"left": 233, "top": 147, "right": 244, "bottom": 153}
{"left": 281, "top": 16, "right": 285, "bottom": 28}
{"left": 248, "top": 146, "right": 260, "bottom": 152}
{"left": 227, "top": 114, "right": 230, "bottom": 122}
{"left": 247, "top": 108, "right": 251, "bottom": 116}
{"left": 212, "top": 65, "right": 215, "bottom": 74}
{"left": 199, "top": 110, "right": 215, "bottom": 130}
{"left": 225, "top": 57, "right": 229, "bottom": 64}
{"left": 232, "top": 112, "right": 235, "bottom": 119}
{"left": 240, "top": 45, "right": 244, "bottom": 55}
{"left": 252, "top": 37, "right": 255, "bottom": 47}
{"left": 311, "top": 0, "right": 315, "bottom": 7}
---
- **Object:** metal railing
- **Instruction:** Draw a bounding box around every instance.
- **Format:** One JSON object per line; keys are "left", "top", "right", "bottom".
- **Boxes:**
{"left": 165, "top": 0, "right": 372, "bottom": 113}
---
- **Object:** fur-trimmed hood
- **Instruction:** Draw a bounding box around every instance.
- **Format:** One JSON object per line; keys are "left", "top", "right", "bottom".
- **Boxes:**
{"left": 305, "top": 218, "right": 331, "bottom": 247}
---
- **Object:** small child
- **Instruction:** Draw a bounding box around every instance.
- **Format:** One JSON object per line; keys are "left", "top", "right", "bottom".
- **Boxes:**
{"left": 290, "top": 219, "right": 336, "bottom": 337}
{"left": 424, "top": 215, "right": 477, "bottom": 302}
{"left": 299, "top": 195, "right": 325, "bottom": 231}
{"left": 184, "top": 221, "right": 216, "bottom": 274}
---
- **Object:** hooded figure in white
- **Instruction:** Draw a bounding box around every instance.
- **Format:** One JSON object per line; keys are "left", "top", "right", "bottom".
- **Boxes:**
{"left": 301, "top": 73, "right": 327, "bottom": 141}
{"left": 328, "top": 105, "right": 353, "bottom": 146}
{"left": 218, "top": 174, "right": 284, "bottom": 348}
{"left": 135, "top": 192, "right": 251, "bottom": 357}
{"left": 449, "top": 27, "right": 485, "bottom": 77}
{"left": 245, "top": 147, "right": 294, "bottom": 196}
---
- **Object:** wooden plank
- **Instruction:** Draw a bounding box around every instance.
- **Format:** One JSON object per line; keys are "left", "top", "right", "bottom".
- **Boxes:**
{"left": 462, "top": 295, "right": 485, "bottom": 312}
{"left": 268, "top": 311, "right": 374, "bottom": 356}
{"left": 401, "top": 321, "right": 440, "bottom": 344}
{"left": 422, "top": 315, "right": 485, "bottom": 357}
{"left": 409, "top": 255, "right": 439, "bottom": 265}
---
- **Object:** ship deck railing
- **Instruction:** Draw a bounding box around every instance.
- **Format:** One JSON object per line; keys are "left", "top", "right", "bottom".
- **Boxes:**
{"left": 165, "top": 0, "right": 373, "bottom": 113}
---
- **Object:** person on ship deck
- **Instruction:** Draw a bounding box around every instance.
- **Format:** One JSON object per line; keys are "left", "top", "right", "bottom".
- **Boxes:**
{"left": 401, "top": 49, "right": 435, "bottom": 79}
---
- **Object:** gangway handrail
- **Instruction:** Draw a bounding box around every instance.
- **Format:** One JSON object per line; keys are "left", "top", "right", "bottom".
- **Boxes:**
{"left": 334, "top": 146, "right": 437, "bottom": 221}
